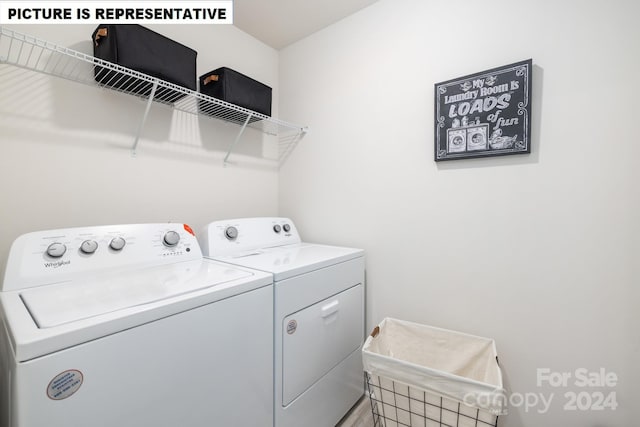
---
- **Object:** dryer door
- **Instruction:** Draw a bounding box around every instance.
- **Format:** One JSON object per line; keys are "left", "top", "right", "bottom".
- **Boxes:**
{"left": 281, "top": 283, "right": 363, "bottom": 406}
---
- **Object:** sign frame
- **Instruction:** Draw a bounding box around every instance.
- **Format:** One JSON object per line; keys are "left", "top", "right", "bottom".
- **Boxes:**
{"left": 434, "top": 59, "right": 532, "bottom": 161}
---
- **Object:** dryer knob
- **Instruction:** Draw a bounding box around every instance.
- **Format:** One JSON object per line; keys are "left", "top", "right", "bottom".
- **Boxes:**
{"left": 283, "top": 224, "right": 291, "bottom": 232}
{"left": 109, "top": 237, "right": 126, "bottom": 251}
{"left": 273, "top": 224, "right": 282, "bottom": 233}
{"left": 225, "top": 226, "right": 238, "bottom": 240}
{"left": 163, "top": 231, "right": 180, "bottom": 247}
{"left": 46, "top": 242, "right": 67, "bottom": 258}
{"left": 80, "top": 240, "right": 98, "bottom": 254}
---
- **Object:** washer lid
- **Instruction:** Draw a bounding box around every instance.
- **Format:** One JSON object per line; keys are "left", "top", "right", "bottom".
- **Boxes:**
{"left": 20, "top": 259, "right": 253, "bottom": 329}
{"left": 220, "top": 243, "right": 364, "bottom": 281}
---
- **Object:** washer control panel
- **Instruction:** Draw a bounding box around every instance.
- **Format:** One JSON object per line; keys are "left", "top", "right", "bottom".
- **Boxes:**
{"left": 2, "top": 223, "right": 202, "bottom": 291}
{"left": 202, "top": 217, "right": 301, "bottom": 258}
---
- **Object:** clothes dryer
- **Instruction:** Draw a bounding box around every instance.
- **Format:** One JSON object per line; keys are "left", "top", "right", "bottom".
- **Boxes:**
{"left": 201, "top": 217, "right": 365, "bottom": 427}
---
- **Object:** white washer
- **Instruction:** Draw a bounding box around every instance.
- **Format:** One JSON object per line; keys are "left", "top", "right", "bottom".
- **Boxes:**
{"left": 201, "top": 217, "right": 365, "bottom": 427}
{"left": 0, "top": 223, "right": 274, "bottom": 427}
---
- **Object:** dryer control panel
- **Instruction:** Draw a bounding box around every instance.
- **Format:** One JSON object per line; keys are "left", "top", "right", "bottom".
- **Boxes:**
{"left": 201, "top": 217, "right": 301, "bottom": 258}
{"left": 2, "top": 223, "right": 202, "bottom": 291}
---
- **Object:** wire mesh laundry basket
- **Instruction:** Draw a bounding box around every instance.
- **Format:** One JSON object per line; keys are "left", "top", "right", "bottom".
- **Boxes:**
{"left": 362, "top": 318, "right": 507, "bottom": 427}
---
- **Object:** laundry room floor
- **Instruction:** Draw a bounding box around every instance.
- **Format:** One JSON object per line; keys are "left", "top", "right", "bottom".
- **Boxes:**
{"left": 337, "top": 396, "right": 374, "bottom": 427}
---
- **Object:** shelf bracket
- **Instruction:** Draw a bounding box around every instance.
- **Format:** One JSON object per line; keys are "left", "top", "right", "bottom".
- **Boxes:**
{"left": 279, "top": 127, "right": 308, "bottom": 166}
{"left": 131, "top": 80, "right": 158, "bottom": 157}
{"left": 223, "top": 113, "right": 253, "bottom": 165}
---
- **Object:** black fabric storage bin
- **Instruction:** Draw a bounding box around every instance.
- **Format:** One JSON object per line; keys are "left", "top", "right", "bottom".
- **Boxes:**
{"left": 198, "top": 67, "right": 272, "bottom": 119}
{"left": 92, "top": 25, "right": 197, "bottom": 102}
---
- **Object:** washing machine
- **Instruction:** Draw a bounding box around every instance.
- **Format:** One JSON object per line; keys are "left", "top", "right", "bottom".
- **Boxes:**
{"left": 0, "top": 223, "right": 274, "bottom": 427}
{"left": 200, "top": 217, "right": 365, "bottom": 427}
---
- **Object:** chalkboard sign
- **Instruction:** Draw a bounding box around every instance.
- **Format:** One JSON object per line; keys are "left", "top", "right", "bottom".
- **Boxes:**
{"left": 434, "top": 59, "right": 532, "bottom": 161}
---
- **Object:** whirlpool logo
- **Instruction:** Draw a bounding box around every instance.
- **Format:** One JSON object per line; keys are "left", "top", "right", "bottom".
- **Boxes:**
{"left": 44, "top": 260, "right": 70, "bottom": 269}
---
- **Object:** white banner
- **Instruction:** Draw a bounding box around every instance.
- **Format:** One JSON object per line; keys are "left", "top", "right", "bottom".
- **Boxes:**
{"left": 0, "top": 1, "right": 233, "bottom": 24}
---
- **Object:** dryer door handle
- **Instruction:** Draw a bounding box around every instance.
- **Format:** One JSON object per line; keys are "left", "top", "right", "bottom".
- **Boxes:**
{"left": 320, "top": 300, "right": 339, "bottom": 318}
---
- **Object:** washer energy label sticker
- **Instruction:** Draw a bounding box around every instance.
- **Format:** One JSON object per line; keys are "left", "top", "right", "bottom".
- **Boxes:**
{"left": 47, "top": 369, "right": 83, "bottom": 400}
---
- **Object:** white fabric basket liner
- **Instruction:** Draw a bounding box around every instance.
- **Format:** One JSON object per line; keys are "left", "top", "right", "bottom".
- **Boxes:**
{"left": 362, "top": 318, "right": 507, "bottom": 415}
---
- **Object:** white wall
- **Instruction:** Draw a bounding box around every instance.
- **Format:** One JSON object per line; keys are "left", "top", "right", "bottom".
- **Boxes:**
{"left": 0, "top": 24, "right": 280, "bottom": 275}
{"left": 279, "top": 0, "right": 639, "bottom": 425}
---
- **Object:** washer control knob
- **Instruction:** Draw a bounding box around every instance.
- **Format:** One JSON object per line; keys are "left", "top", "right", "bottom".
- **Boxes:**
{"left": 163, "top": 231, "right": 180, "bottom": 247}
{"left": 80, "top": 240, "right": 98, "bottom": 254}
{"left": 283, "top": 224, "right": 291, "bottom": 233}
{"left": 46, "top": 242, "right": 66, "bottom": 258}
{"left": 273, "top": 224, "right": 282, "bottom": 233}
{"left": 225, "top": 226, "right": 238, "bottom": 240}
{"left": 109, "top": 237, "right": 126, "bottom": 251}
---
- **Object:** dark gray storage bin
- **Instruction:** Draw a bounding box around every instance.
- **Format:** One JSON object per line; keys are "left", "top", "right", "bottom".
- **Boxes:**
{"left": 92, "top": 24, "right": 197, "bottom": 102}
{"left": 198, "top": 67, "right": 272, "bottom": 120}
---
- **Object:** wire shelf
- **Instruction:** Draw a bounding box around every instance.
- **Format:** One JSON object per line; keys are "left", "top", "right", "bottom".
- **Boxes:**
{"left": 0, "top": 26, "right": 307, "bottom": 166}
